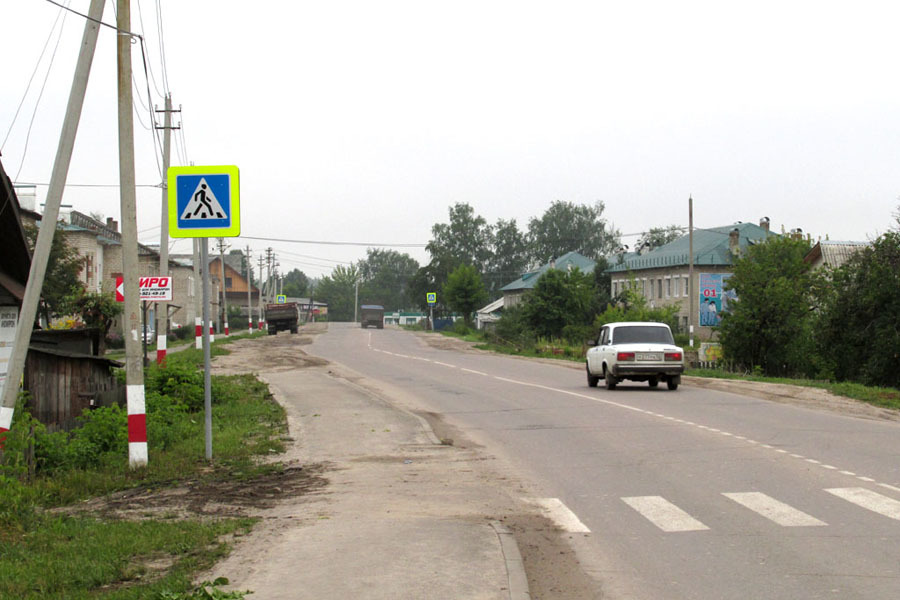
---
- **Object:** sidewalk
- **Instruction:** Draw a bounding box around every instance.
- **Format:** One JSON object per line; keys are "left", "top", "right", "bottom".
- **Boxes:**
{"left": 207, "top": 363, "right": 528, "bottom": 599}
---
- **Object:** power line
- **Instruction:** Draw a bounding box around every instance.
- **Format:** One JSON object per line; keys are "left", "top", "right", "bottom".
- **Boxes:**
{"left": 241, "top": 234, "right": 427, "bottom": 248}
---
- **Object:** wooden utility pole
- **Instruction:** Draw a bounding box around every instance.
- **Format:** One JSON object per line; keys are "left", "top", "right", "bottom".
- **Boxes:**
{"left": 245, "top": 245, "right": 254, "bottom": 331}
{"left": 217, "top": 238, "right": 229, "bottom": 335}
{"left": 0, "top": 0, "right": 106, "bottom": 435}
{"left": 118, "top": 0, "right": 147, "bottom": 468}
{"left": 688, "top": 196, "right": 695, "bottom": 348}
{"left": 155, "top": 94, "right": 179, "bottom": 364}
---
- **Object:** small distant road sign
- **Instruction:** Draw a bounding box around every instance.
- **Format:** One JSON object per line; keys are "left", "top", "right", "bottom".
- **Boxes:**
{"left": 426, "top": 292, "right": 437, "bottom": 305}
{"left": 168, "top": 165, "right": 240, "bottom": 238}
{"left": 115, "top": 276, "right": 173, "bottom": 302}
{"left": 276, "top": 295, "right": 287, "bottom": 304}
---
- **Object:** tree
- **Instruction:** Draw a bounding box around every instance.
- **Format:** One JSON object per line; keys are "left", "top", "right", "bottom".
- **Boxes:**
{"left": 314, "top": 265, "right": 359, "bottom": 321}
{"left": 816, "top": 232, "right": 900, "bottom": 387}
{"left": 426, "top": 203, "right": 493, "bottom": 272}
{"left": 443, "top": 264, "right": 487, "bottom": 326}
{"left": 485, "top": 218, "right": 528, "bottom": 297}
{"left": 521, "top": 267, "right": 596, "bottom": 340}
{"left": 526, "top": 201, "right": 620, "bottom": 264}
{"left": 282, "top": 268, "right": 310, "bottom": 298}
{"left": 718, "top": 236, "right": 823, "bottom": 377}
{"left": 65, "top": 290, "right": 122, "bottom": 350}
{"left": 23, "top": 222, "right": 84, "bottom": 323}
{"left": 637, "top": 225, "right": 684, "bottom": 252}
{"left": 357, "top": 249, "right": 419, "bottom": 311}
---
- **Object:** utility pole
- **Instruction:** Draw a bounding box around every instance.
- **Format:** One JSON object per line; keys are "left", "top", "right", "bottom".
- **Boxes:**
{"left": 354, "top": 280, "right": 359, "bottom": 323}
{"left": 688, "top": 196, "right": 694, "bottom": 349}
{"left": 154, "top": 94, "right": 179, "bottom": 364}
{"left": 257, "top": 254, "right": 265, "bottom": 331}
{"left": 217, "top": 238, "right": 230, "bottom": 336}
{"left": 0, "top": 0, "right": 106, "bottom": 440}
{"left": 245, "top": 245, "right": 253, "bottom": 332}
{"left": 265, "top": 248, "right": 273, "bottom": 304}
{"left": 193, "top": 238, "right": 202, "bottom": 349}
{"left": 117, "top": 0, "right": 147, "bottom": 468}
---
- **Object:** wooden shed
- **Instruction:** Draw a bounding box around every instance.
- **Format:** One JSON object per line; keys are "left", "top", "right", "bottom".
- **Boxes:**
{"left": 24, "top": 346, "right": 123, "bottom": 432}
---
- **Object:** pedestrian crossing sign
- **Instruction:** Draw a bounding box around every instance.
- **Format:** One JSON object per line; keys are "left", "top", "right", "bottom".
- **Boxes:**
{"left": 168, "top": 165, "right": 240, "bottom": 238}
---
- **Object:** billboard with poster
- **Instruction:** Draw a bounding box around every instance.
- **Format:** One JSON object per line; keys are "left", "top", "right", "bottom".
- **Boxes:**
{"left": 698, "top": 273, "right": 736, "bottom": 327}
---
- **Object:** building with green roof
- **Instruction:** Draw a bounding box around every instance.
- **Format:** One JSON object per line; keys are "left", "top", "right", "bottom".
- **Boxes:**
{"left": 500, "top": 251, "right": 596, "bottom": 308}
{"left": 606, "top": 219, "right": 778, "bottom": 339}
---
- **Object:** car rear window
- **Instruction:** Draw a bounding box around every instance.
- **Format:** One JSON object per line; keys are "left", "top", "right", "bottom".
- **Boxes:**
{"left": 612, "top": 326, "right": 674, "bottom": 345}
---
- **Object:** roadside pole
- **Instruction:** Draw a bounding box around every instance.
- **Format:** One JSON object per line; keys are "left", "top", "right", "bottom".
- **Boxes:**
{"left": 688, "top": 196, "right": 694, "bottom": 348}
{"left": 245, "top": 246, "right": 254, "bottom": 332}
{"left": 155, "top": 94, "right": 179, "bottom": 365}
{"left": 193, "top": 238, "right": 202, "bottom": 349}
{"left": 0, "top": 0, "right": 106, "bottom": 441}
{"left": 218, "top": 238, "right": 229, "bottom": 336}
{"left": 118, "top": 0, "right": 148, "bottom": 468}
{"left": 257, "top": 254, "right": 265, "bottom": 331}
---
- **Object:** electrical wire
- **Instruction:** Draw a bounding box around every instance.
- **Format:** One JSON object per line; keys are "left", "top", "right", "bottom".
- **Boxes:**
{"left": 13, "top": 1, "right": 70, "bottom": 182}
{"left": 135, "top": 0, "right": 165, "bottom": 98}
{"left": 240, "top": 235, "right": 427, "bottom": 248}
{"left": 155, "top": 0, "right": 171, "bottom": 96}
{"left": 2, "top": 1, "right": 68, "bottom": 152}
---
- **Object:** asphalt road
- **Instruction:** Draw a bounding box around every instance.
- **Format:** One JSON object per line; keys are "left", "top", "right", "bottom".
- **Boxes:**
{"left": 309, "top": 323, "right": 900, "bottom": 599}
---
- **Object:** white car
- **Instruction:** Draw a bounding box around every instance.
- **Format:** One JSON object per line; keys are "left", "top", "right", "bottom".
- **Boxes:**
{"left": 586, "top": 322, "right": 684, "bottom": 390}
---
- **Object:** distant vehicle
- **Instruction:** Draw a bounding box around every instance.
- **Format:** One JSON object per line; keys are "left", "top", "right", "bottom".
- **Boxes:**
{"left": 360, "top": 305, "right": 384, "bottom": 329}
{"left": 585, "top": 322, "right": 684, "bottom": 390}
{"left": 264, "top": 302, "right": 300, "bottom": 335}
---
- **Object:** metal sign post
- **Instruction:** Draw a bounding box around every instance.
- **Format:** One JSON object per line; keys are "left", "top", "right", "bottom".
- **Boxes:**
{"left": 427, "top": 292, "right": 437, "bottom": 331}
{"left": 168, "top": 165, "right": 240, "bottom": 462}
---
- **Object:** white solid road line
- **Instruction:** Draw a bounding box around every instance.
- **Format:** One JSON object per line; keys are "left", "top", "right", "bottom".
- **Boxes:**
{"left": 527, "top": 498, "right": 591, "bottom": 533}
{"left": 722, "top": 492, "right": 827, "bottom": 527}
{"left": 825, "top": 487, "right": 900, "bottom": 521}
{"left": 622, "top": 496, "right": 710, "bottom": 532}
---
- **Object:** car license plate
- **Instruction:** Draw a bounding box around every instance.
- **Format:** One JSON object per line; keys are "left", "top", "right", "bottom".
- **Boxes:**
{"left": 636, "top": 353, "right": 662, "bottom": 361}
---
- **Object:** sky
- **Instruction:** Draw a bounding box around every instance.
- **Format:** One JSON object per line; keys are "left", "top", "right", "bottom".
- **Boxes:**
{"left": 3, "top": 0, "right": 899, "bottom": 280}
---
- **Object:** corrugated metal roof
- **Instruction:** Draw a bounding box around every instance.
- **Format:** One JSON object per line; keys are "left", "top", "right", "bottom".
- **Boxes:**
{"left": 807, "top": 240, "right": 869, "bottom": 268}
{"left": 607, "top": 222, "right": 776, "bottom": 273}
{"left": 500, "top": 251, "right": 596, "bottom": 292}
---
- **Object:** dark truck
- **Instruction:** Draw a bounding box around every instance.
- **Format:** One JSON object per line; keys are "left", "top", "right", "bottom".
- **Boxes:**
{"left": 360, "top": 304, "right": 384, "bottom": 329}
{"left": 265, "top": 302, "right": 300, "bottom": 335}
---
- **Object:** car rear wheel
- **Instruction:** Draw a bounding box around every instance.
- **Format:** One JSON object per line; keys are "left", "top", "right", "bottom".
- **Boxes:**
{"left": 587, "top": 365, "right": 600, "bottom": 388}
{"left": 605, "top": 370, "right": 618, "bottom": 390}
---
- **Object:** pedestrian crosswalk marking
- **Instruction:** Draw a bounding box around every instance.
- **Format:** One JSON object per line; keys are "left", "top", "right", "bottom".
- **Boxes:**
{"left": 179, "top": 177, "right": 227, "bottom": 220}
{"left": 622, "top": 496, "right": 709, "bottom": 532}
{"left": 526, "top": 498, "right": 591, "bottom": 533}
{"left": 826, "top": 487, "right": 900, "bottom": 521}
{"left": 723, "top": 492, "right": 827, "bottom": 527}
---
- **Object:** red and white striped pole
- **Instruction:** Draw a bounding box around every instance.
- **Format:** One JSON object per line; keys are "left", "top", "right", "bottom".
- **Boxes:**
{"left": 224, "top": 319, "right": 229, "bottom": 336}
{"left": 155, "top": 331, "right": 166, "bottom": 365}
{"left": 0, "top": 406, "right": 12, "bottom": 449}
{"left": 195, "top": 316, "right": 202, "bottom": 349}
{"left": 248, "top": 316, "right": 253, "bottom": 332}
{"left": 209, "top": 322, "right": 215, "bottom": 343}
{"left": 127, "top": 384, "right": 147, "bottom": 467}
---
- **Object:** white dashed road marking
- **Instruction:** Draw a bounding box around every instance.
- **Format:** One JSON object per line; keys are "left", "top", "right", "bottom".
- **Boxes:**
{"left": 723, "top": 492, "right": 827, "bottom": 527}
{"left": 622, "top": 496, "right": 710, "bottom": 532}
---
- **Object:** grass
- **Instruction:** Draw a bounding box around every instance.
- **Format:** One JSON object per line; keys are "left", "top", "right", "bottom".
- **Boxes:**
{"left": 0, "top": 333, "right": 285, "bottom": 598}
{"left": 0, "top": 516, "right": 254, "bottom": 600}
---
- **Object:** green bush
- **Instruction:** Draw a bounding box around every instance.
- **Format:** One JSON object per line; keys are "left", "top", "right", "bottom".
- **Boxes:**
{"left": 67, "top": 405, "right": 129, "bottom": 469}
{"left": 146, "top": 360, "right": 204, "bottom": 411}
{"left": 0, "top": 474, "right": 37, "bottom": 529}
{"left": 452, "top": 319, "right": 471, "bottom": 336}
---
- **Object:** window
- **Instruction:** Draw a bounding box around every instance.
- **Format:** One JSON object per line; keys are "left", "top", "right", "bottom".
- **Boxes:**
{"left": 666, "top": 277, "right": 671, "bottom": 298}
{"left": 225, "top": 277, "right": 233, "bottom": 289}
{"left": 658, "top": 279, "right": 663, "bottom": 299}
{"left": 674, "top": 277, "right": 680, "bottom": 297}
{"left": 683, "top": 276, "right": 689, "bottom": 297}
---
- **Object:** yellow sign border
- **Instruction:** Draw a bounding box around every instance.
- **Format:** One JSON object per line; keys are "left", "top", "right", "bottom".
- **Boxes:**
{"left": 167, "top": 165, "right": 240, "bottom": 238}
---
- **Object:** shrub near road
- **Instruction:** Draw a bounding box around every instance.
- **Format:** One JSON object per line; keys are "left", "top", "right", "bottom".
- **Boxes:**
{"left": 0, "top": 337, "right": 287, "bottom": 599}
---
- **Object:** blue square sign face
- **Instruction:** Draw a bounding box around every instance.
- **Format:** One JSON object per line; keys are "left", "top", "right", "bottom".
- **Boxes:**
{"left": 168, "top": 165, "right": 240, "bottom": 238}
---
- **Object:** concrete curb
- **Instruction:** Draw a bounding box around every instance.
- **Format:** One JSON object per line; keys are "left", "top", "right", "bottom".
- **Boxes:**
{"left": 490, "top": 520, "right": 531, "bottom": 600}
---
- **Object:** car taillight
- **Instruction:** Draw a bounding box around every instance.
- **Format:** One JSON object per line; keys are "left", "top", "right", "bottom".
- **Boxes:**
{"left": 665, "top": 352, "right": 682, "bottom": 361}
{"left": 617, "top": 352, "right": 635, "bottom": 361}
